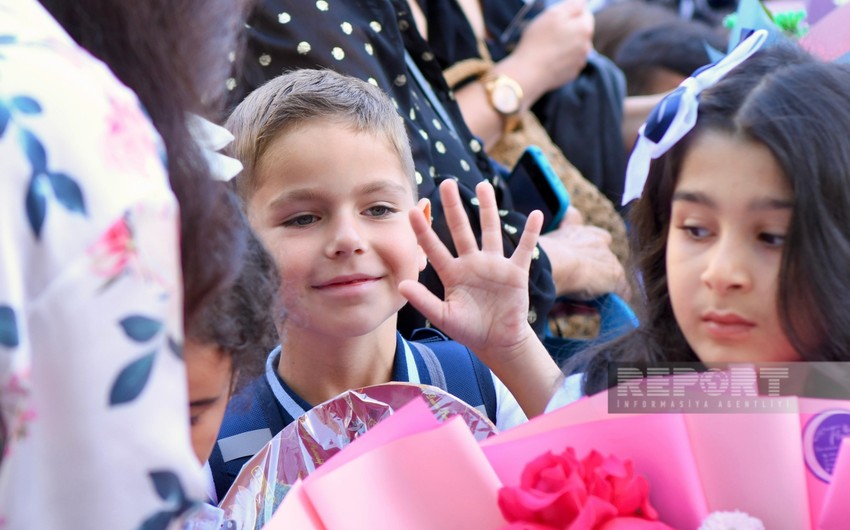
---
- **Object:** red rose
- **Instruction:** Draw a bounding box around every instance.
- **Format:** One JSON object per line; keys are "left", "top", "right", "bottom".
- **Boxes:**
{"left": 498, "top": 448, "right": 673, "bottom": 530}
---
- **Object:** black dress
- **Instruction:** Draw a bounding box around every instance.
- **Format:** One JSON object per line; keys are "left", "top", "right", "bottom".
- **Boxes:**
{"left": 419, "top": 0, "right": 629, "bottom": 206}
{"left": 229, "top": 0, "right": 555, "bottom": 340}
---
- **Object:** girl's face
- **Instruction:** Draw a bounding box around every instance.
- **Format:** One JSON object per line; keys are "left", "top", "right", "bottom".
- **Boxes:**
{"left": 666, "top": 131, "right": 800, "bottom": 363}
{"left": 185, "top": 339, "right": 233, "bottom": 463}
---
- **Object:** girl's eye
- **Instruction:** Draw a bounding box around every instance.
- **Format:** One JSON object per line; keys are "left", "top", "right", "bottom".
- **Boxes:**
{"left": 282, "top": 214, "right": 318, "bottom": 227}
{"left": 364, "top": 205, "right": 396, "bottom": 217}
{"left": 189, "top": 415, "right": 201, "bottom": 426}
{"left": 681, "top": 225, "right": 711, "bottom": 239}
{"left": 758, "top": 233, "right": 786, "bottom": 247}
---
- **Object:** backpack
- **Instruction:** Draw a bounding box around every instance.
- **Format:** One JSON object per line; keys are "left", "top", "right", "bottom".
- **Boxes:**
{"left": 407, "top": 327, "right": 497, "bottom": 423}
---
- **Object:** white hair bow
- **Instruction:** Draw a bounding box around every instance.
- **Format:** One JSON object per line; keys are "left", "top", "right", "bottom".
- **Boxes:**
{"left": 621, "top": 29, "right": 769, "bottom": 206}
{"left": 187, "top": 114, "right": 243, "bottom": 182}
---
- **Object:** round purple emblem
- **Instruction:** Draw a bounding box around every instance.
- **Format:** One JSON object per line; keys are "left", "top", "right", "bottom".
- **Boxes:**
{"left": 803, "top": 409, "right": 850, "bottom": 483}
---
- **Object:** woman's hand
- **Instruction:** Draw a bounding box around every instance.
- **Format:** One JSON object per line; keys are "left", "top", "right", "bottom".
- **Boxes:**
{"left": 538, "top": 207, "right": 631, "bottom": 300}
{"left": 497, "top": 0, "right": 595, "bottom": 105}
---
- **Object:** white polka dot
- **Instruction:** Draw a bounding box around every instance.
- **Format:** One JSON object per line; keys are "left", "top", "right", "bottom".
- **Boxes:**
{"left": 398, "top": 19, "right": 410, "bottom": 31}
{"left": 316, "top": 0, "right": 329, "bottom": 11}
{"left": 435, "top": 141, "right": 446, "bottom": 154}
{"left": 409, "top": 108, "right": 416, "bottom": 120}
{"left": 278, "top": 12, "right": 291, "bottom": 24}
{"left": 429, "top": 166, "right": 436, "bottom": 177}
{"left": 226, "top": 78, "right": 237, "bottom": 91}
{"left": 415, "top": 171, "right": 424, "bottom": 185}
{"left": 432, "top": 119, "right": 442, "bottom": 131}
{"left": 332, "top": 47, "right": 345, "bottom": 60}
{"left": 422, "top": 51, "right": 435, "bottom": 61}
{"left": 460, "top": 159, "right": 470, "bottom": 172}
{"left": 370, "top": 21, "right": 382, "bottom": 32}
{"left": 394, "top": 74, "right": 407, "bottom": 86}
{"left": 391, "top": 98, "right": 399, "bottom": 109}
{"left": 469, "top": 139, "right": 482, "bottom": 153}
{"left": 498, "top": 209, "right": 509, "bottom": 217}
{"left": 227, "top": 51, "right": 236, "bottom": 62}
{"left": 527, "top": 308, "right": 538, "bottom": 324}
{"left": 470, "top": 197, "right": 480, "bottom": 206}
{"left": 532, "top": 246, "right": 540, "bottom": 260}
{"left": 419, "top": 129, "right": 428, "bottom": 140}
{"left": 364, "top": 43, "right": 374, "bottom": 55}
{"left": 341, "top": 22, "right": 353, "bottom": 34}
{"left": 259, "top": 54, "right": 271, "bottom": 66}
{"left": 367, "top": 77, "right": 379, "bottom": 87}
{"left": 504, "top": 224, "right": 518, "bottom": 235}
{"left": 297, "top": 41, "right": 311, "bottom": 55}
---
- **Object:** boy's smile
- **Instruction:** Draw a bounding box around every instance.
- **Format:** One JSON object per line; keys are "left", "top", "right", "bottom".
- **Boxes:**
{"left": 247, "top": 120, "right": 428, "bottom": 340}
{"left": 666, "top": 131, "right": 799, "bottom": 363}
{"left": 313, "top": 273, "right": 382, "bottom": 293}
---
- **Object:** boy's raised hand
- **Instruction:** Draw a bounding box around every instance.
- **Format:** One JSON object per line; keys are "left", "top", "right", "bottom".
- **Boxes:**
{"left": 399, "top": 180, "right": 562, "bottom": 417}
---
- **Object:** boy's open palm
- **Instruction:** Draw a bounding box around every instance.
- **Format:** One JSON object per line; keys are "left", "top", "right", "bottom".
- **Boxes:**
{"left": 399, "top": 180, "right": 543, "bottom": 367}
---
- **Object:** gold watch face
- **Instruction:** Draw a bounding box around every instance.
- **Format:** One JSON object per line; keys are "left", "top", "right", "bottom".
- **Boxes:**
{"left": 491, "top": 80, "right": 521, "bottom": 115}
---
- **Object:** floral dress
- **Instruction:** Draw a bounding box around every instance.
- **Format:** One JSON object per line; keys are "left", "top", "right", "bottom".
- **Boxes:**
{"left": 0, "top": 1, "right": 204, "bottom": 528}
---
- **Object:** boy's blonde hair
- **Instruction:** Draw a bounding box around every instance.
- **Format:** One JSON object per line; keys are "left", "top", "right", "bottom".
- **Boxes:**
{"left": 225, "top": 68, "right": 416, "bottom": 200}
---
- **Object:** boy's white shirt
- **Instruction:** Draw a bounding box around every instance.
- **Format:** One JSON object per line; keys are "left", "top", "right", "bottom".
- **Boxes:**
{"left": 492, "top": 372, "right": 529, "bottom": 430}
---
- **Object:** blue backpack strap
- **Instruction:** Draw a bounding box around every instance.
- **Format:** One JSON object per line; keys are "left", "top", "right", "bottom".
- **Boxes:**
{"left": 208, "top": 377, "right": 286, "bottom": 501}
{"left": 408, "top": 328, "right": 498, "bottom": 425}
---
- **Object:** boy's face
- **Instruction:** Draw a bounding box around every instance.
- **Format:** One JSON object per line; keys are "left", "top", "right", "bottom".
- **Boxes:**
{"left": 665, "top": 131, "right": 799, "bottom": 363}
{"left": 247, "top": 120, "right": 428, "bottom": 339}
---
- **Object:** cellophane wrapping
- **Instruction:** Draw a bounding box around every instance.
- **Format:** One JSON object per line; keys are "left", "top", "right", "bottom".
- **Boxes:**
{"left": 218, "top": 382, "right": 497, "bottom": 529}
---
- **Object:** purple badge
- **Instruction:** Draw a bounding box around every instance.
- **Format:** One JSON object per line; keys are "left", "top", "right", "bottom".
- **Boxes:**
{"left": 803, "top": 409, "right": 850, "bottom": 483}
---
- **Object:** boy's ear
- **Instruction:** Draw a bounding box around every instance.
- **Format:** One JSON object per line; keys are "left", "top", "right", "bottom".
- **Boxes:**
{"left": 415, "top": 198, "right": 431, "bottom": 272}
{"left": 417, "top": 198, "right": 432, "bottom": 226}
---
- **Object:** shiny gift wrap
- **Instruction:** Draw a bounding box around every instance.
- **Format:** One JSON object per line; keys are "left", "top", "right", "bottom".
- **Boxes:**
{"left": 218, "top": 382, "right": 497, "bottom": 530}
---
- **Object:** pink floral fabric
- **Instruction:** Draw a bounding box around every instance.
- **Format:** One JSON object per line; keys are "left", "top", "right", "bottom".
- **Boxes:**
{"left": 0, "top": 1, "right": 204, "bottom": 528}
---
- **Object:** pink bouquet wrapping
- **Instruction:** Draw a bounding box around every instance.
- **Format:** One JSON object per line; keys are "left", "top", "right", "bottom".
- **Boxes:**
{"left": 217, "top": 382, "right": 497, "bottom": 529}
{"left": 224, "top": 373, "right": 850, "bottom": 529}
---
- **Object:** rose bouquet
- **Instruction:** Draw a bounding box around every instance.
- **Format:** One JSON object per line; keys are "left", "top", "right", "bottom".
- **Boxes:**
{"left": 258, "top": 382, "right": 850, "bottom": 530}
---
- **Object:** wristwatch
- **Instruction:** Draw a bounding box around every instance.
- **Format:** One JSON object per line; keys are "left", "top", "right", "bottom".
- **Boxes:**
{"left": 483, "top": 73, "right": 523, "bottom": 133}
